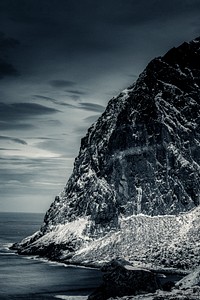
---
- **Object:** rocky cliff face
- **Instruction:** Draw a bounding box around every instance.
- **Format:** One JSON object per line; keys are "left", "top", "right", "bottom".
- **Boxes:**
{"left": 43, "top": 37, "right": 200, "bottom": 231}
{"left": 13, "top": 37, "right": 200, "bottom": 266}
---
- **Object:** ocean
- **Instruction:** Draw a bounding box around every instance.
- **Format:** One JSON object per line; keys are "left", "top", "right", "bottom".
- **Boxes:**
{"left": 0, "top": 212, "right": 102, "bottom": 300}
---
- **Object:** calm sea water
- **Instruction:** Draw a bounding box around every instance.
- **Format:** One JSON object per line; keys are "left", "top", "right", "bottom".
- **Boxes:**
{"left": 0, "top": 212, "right": 102, "bottom": 300}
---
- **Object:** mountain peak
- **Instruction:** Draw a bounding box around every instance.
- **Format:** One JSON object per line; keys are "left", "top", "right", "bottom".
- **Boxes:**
{"left": 163, "top": 37, "right": 200, "bottom": 70}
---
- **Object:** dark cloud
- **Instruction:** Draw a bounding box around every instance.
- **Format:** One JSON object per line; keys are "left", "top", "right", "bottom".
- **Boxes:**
{"left": 33, "top": 95, "right": 56, "bottom": 102}
{"left": 27, "top": 136, "right": 61, "bottom": 141}
{"left": 0, "top": 32, "right": 19, "bottom": 79}
{"left": 0, "top": 135, "right": 27, "bottom": 145}
{"left": 70, "top": 95, "right": 80, "bottom": 101}
{"left": 33, "top": 94, "right": 80, "bottom": 107}
{"left": 57, "top": 101, "right": 105, "bottom": 112}
{"left": 0, "top": 102, "right": 60, "bottom": 121}
{"left": 118, "top": 0, "right": 200, "bottom": 27}
{"left": 0, "top": 31, "right": 19, "bottom": 50}
{"left": 0, "top": 173, "right": 30, "bottom": 183}
{"left": 0, "top": 121, "right": 35, "bottom": 131}
{"left": 0, "top": 59, "right": 19, "bottom": 78}
{"left": 54, "top": 102, "right": 76, "bottom": 109}
{"left": 33, "top": 94, "right": 105, "bottom": 113}
{"left": 34, "top": 94, "right": 80, "bottom": 105}
{"left": 66, "top": 90, "right": 86, "bottom": 95}
{"left": 1, "top": 1, "right": 200, "bottom": 65}
{"left": 49, "top": 80, "right": 76, "bottom": 88}
{"left": 79, "top": 103, "right": 105, "bottom": 113}
{"left": 33, "top": 95, "right": 59, "bottom": 105}
{"left": 43, "top": 119, "right": 62, "bottom": 126}
{"left": 0, "top": 148, "right": 19, "bottom": 151}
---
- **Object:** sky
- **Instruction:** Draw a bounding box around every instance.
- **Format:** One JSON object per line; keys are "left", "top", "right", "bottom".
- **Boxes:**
{"left": 0, "top": 0, "right": 200, "bottom": 213}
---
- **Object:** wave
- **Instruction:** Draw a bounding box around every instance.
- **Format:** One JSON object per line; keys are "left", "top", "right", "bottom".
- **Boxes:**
{"left": 0, "top": 242, "right": 13, "bottom": 250}
{"left": 0, "top": 242, "right": 16, "bottom": 254}
{"left": 25, "top": 255, "right": 96, "bottom": 270}
{"left": 0, "top": 252, "right": 16, "bottom": 255}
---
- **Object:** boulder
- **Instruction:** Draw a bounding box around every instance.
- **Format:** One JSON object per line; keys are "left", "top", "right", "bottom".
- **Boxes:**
{"left": 88, "top": 259, "right": 160, "bottom": 300}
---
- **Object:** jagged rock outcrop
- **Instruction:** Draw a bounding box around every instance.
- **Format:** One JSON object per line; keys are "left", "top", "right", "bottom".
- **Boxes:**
{"left": 106, "top": 265, "right": 200, "bottom": 300}
{"left": 88, "top": 259, "right": 160, "bottom": 300}
{"left": 13, "top": 37, "right": 200, "bottom": 266}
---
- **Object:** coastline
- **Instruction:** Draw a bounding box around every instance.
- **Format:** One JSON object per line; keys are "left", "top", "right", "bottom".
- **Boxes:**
{"left": 4, "top": 218, "right": 198, "bottom": 300}
{"left": 11, "top": 242, "right": 190, "bottom": 276}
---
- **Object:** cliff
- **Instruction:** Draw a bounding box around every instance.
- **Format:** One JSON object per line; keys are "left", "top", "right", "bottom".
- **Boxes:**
{"left": 13, "top": 37, "right": 200, "bottom": 270}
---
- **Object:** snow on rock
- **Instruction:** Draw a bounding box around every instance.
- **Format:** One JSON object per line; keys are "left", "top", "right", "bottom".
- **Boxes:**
{"left": 69, "top": 206, "right": 200, "bottom": 270}
{"left": 176, "top": 266, "right": 200, "bottom": 289}
{"left": 14, "top": 218, "right": 91, "bottom": 260}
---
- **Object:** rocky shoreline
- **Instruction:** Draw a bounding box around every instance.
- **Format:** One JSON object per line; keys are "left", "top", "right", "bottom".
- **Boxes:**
{"left": 11, "top": 235, "right": 200, "bottom": 300}
{"left": 11, "top": 244, "right": 199, "bottom": 300}
{"left": 88, "top": 259, "right": 200, "bottom": 300}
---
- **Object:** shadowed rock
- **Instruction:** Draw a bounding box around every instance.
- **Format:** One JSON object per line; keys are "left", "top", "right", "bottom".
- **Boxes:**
{"left": 88, "top": 259, "right": 161, "bottom": 300}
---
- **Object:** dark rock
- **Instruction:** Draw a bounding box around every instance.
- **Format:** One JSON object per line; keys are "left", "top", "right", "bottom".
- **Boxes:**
{"left": 15, "top": 37, "right": 200, "bottom": 258}
{"left": 42, "top": 37, "right": 200, "bottom": 237}
{"left": 88, "top": 259, "right": 161, "bottom": 300}
{"left": 162, "top": 280, "right": 175, "bottom": 291}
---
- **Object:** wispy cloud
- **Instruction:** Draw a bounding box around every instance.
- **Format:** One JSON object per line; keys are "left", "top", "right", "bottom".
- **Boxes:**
{"left": 66, "top": 90, "right": 86, "bottom": 95}
{"left": 0, "top": 102, "right": 60, "bottom": 121}
{"left": 32, "top": 95, "right": 105, "bottom": 112}
{"left": 0, "top": 121, "right": 35, "bottom": 131}
{"left": 79, "top": 102, "right": 105, "bottom": 112}
{"left": 0, "top": 148, "right": 20, "bottom": 151}
{"left": 0, "top": 135, "right": 27, "bottom": 145}
{"left": 33, "top": 95, "right": 57, "bottom": 102}
{"left": 59, "top": 101, "right": 105, "bottom": 112}
{"left": 33, "top": 94, "right": 78, "bottom": 106}
{"left": 84, "top": 114, "right": 100, "bottom": 124}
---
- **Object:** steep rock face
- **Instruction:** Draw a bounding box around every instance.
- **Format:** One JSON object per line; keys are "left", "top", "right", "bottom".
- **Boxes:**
{"left": 14, "top": 37, "right": 200, "bottom": 261}
{"left": 43, "top": 37, "right": 200, "bottom": 232}
{"left": 42, "top": 88, "right": 130, "bottom": 235}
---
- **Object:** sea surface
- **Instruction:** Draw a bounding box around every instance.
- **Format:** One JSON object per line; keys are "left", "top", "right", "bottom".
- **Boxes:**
{"left": 0, "top": 212, "right": 102, "bottom": 300}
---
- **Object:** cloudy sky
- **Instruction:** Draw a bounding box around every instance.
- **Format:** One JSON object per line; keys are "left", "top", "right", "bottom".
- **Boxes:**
{"left": 0, "top": 0, "right": 200, "bottom": 213}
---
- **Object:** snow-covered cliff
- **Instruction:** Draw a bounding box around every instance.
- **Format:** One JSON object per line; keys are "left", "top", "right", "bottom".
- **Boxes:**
{"left": 13, "top": 37, "right": 200, "bottom": 269}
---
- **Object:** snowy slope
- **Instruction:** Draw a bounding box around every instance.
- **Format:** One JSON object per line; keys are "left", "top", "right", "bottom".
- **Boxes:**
{"left": 69, "top": 206, "right": 200, "bottom": 270}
